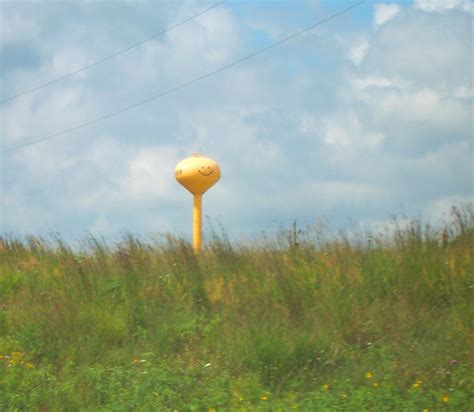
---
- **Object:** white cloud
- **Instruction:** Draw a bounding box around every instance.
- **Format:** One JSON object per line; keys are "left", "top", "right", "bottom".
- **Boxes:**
{"left": 427, "top": 194, "right": 474, "bottom": 223}
{"left": 323, "top": 124, "right": 351, "bottom": 147}
{"left": 3, "top": 84, "right": 96, "bottom": 146}
{"left": 372, "top": 87, "right": 470, "bottom": 136}
{"left": 363, "top": 9, "right": 471, "bottom": 90}
{"left": 349, "top": 75, "right": 403, "bottom": 102}
{"left": 3, "top": 190, "right": 54, "bottom": 234}
{"left": 454, "top": 86, "right": 474, "bottom": 99}
{"left": 119, "top": 147, "right": 182, "bottom": 200}
{"left": 0, "top": 11, "right": 40, "bottom": 43}
{"left": 301, "top": 180, "right": 384, "bottom": 206}
{"left": 353, "top": 76, "right": 394, "bottom": 90}
{"left": 374, "top": 4, "right": 401, "bottom": 27}
{"left": 163, "top": 6, "right": 239, "bottom": 74}
{"left": 50, "top": 47, "right": 91, "bottom": 78}
{"left": 414, "top": 0, "right": 473, "bottom": 13}
{"left": 348, "top": 39, "right": 368, "bottom": 65}
{"left": 299, "top": 113, "right": 318, "bottom": 135}
{"left": 89, "top": 215, "right": 118, "bottom": 235}
{"left": 377, "top": 88, "right": 442, "bottom": 121}
{"left": 321, "top": 114, "right": 384, "bottom": 151}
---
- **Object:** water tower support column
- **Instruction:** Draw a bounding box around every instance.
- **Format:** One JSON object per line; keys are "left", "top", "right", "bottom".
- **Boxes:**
{"left": 193, "top": 193, "right": 202, "bottom": 251}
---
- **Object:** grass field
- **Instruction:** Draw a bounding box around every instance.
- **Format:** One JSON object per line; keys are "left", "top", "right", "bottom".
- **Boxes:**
{"left": 0, "top": 206, "right": 473, "bottom": 411}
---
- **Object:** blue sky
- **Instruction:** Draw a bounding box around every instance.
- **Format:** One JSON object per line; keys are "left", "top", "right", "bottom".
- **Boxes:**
{"left": 0, "top": 0, "right": 472, "bottom": 242}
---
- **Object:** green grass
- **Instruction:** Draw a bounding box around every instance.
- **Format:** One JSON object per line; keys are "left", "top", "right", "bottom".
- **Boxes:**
{"left": 0, "top": 206, "right": 473, "bottom": 411}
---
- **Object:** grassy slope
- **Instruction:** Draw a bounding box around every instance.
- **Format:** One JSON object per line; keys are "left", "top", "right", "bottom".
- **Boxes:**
{"left": 0, "top": 210, "right": 473, "bottom": 411}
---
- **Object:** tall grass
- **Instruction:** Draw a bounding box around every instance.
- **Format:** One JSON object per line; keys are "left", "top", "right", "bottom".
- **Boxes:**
{"left": 0, "top": 206, "right": 472, "bottom": 410}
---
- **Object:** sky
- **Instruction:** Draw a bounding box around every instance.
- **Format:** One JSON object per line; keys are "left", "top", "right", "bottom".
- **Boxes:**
{"left": 0, "top": 0, "right": 472, "bottom": 243}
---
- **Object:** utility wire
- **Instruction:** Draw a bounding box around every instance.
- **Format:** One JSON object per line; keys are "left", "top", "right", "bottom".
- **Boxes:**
{"left": 0, "top": 1, "right": 224, "bottom": 103}
{"left": 2, "top": 0, "right": 365, "bottom": 154}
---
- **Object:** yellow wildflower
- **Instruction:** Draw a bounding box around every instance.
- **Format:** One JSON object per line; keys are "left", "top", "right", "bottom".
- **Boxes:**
{"left": 233, "top": 392, "right": 244, "bottom": 402}
{"left": 423, "top": 409, "right": 429, "bottom": 412}
{"left": 207, "top": 408, "right": 217, "bottom": 412}
{"left": 25, "top": 362, "right": 34, "bottom": 369}
{"left": 260, "top": 394, "right": 269, "bottom": 401}
{"left": 412, "top": 380, "right": 422, "bottom": 389}
{"left": 373, "top": 382, "right": 379, "bottom": 387}
{"left": 365, "top": 371, "right": 373, "bottom": 379}
{"left": 322, "top": 384, "right": 329, "bottom": 391}
{"left": 442, "top": 395, "right": 449, "bottom": 403}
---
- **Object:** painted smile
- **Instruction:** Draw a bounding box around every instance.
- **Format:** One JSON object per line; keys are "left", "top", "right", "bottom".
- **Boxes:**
{"left": 199, "top": 170, "right": 214, "bottom": 176}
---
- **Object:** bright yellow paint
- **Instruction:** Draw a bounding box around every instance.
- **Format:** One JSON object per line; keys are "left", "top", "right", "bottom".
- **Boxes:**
{"left": 193, "top": 193, "right": 202, "bottom": 250}
{"left": 175, "top": 153, "right": 221, "bottom": 251}
{"left": 175, "top": 153, "right": 221, "bottom": 195}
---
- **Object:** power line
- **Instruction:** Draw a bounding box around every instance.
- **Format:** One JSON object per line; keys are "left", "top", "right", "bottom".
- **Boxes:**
{"left": 2, "top": 0, "right": 365, "bottom": 154}
{"left": 0, "top": 1, "right": 224, "bottom": 103}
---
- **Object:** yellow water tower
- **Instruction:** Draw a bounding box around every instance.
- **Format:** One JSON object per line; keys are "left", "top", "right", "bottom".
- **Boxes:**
{"left": 175, "top": 153, "right": 221, "bottom": 251}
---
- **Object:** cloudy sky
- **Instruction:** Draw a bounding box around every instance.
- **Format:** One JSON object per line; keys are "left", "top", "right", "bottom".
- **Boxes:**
{"left": 1, "top": 0, "right": 472, "bottom": 242}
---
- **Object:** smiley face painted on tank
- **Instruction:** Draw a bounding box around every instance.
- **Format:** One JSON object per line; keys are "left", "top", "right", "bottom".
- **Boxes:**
{"left": 198, "top": 165, "right": 215, "bottom": 177}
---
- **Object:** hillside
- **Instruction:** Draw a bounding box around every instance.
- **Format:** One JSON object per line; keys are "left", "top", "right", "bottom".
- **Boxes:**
{"left": 0, "top": 208, "right": 472, "bottom": 410}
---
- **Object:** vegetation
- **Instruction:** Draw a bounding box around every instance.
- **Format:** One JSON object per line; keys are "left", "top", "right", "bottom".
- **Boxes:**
{"left": 0, "top": 206, "right": 473, "bottom": 411}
